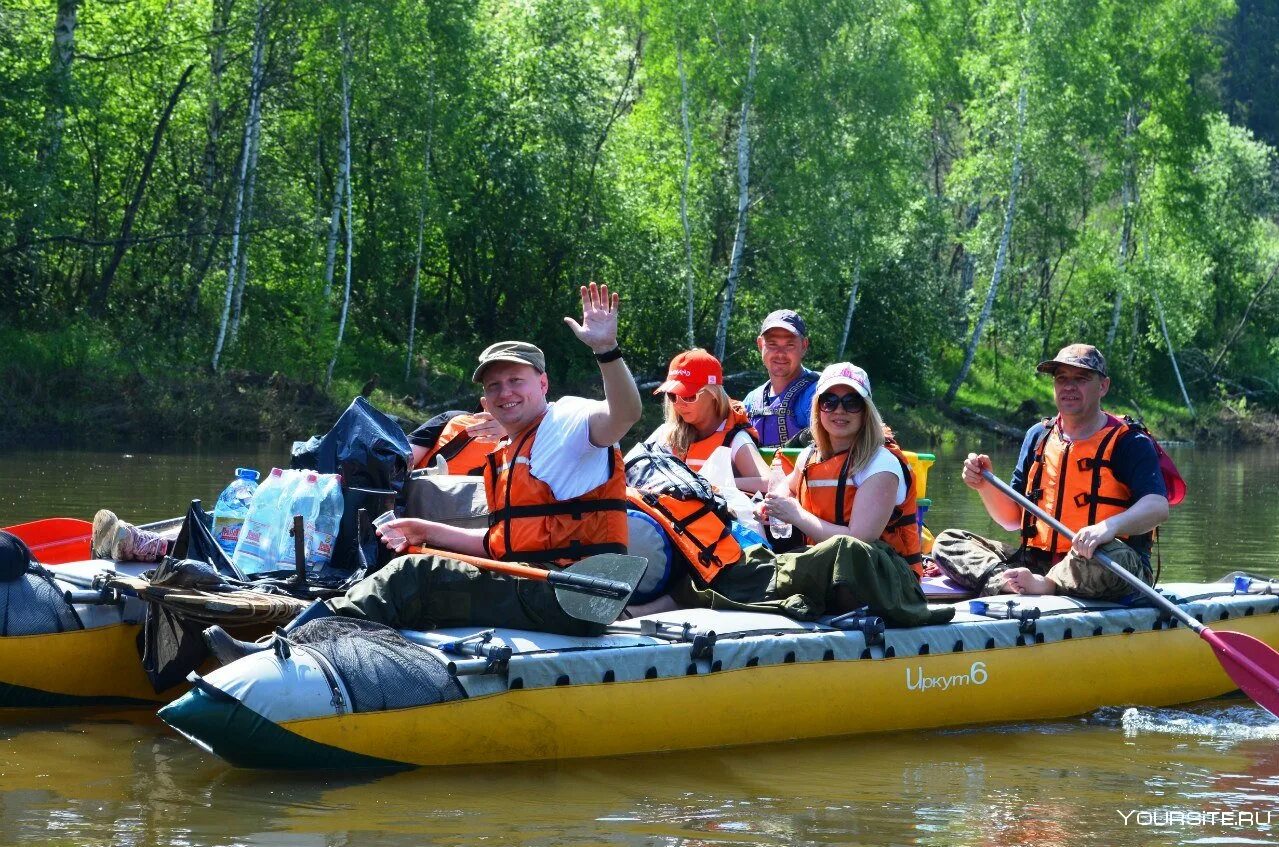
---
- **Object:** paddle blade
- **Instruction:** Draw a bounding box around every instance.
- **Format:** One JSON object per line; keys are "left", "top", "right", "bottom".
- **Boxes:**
{"left": 553, "top": 554, "right": 647, "bottom": 625}
{"left": 1202, "top": 629, "right": 1279, "bottom": 719}
{"left": 3, "top": 518, "right": 93, "bottom": 565}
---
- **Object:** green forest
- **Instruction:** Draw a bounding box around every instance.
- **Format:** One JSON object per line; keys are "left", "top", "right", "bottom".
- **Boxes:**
{"left": 2, "top": 0, "right": 1278, "bottom": 443}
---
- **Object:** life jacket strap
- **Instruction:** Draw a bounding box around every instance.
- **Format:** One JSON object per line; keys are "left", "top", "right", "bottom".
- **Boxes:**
{"left": 488, "top": 499, "right": 628, "bottom": 525}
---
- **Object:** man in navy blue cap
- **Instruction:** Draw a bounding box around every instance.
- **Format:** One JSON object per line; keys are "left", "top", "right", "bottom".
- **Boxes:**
{"left": 742, "top": 309, "right": 819, "bottom": 451}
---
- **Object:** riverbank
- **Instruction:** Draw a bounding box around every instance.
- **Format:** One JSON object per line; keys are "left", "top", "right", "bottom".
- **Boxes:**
{"left": 4, "top": 358, "right": 1276, "bottom": 450}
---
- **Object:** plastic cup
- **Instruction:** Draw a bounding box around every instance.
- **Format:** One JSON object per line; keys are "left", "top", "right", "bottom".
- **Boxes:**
{"left": 373, "top": 510, "right": 407, "bottom": 548}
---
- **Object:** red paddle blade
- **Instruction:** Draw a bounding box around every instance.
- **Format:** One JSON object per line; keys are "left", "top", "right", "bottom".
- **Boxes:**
{"left": 2, "top": 518, "right": 94, "bottom": 565}
{"left": 1202, "top": 629, "right": 1279, "bottom": 719}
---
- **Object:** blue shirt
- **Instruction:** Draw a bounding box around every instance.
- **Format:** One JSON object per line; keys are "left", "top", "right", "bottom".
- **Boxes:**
{"left": 743, "top": 368, "right": 819, "bottom": 449}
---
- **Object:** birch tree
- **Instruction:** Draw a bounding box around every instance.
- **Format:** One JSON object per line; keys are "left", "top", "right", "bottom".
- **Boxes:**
{"left": 713, "top": 35, "right": 757, "bottom": 363}
{"left": 229, "top": 87, "right": 264, "bottom": 345}
{"left": 837, "top": 255, "right": 861, "bottom": 360}
{"left": 945, "top": 82, "right": 1027, "bottom": 405}
{"left": 406, "top": 71, "right": 435, "bottom": 382}
{"left": 212, "top": 0, "right": 267, "bottom": 371}
{"left": 325, "top": 29, "right": 354, "bottom": 389}
{"left": 1105, "top": 106, "right": 1139, "bottom": 351}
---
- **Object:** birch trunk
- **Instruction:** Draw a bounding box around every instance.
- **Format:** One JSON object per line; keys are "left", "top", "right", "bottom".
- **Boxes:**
{"left": 405, "top": 206, "right": 426, "bottom": 382}
{"left": 40, "top": 0, "right": 78, "bottom": 169}
{"left": 405, "top": 72, "right": 435, "bottom": 382}
{"left": 678, "top": 45, "right": 696, "bottom": 348}
{"left": 321, "top": 166, "right": 346, "bottom": 300}
{"left": 1105, "top": 106, "right": 1138, "bottom": 351}
{"left": 837, "top": 255, "right": 861, "bottom": 360}
{"left": 325, "top": 34, "right": 354, "bottom": 389}
{"left": 211, "top": 0, "right": 266, "bottom": 371}
{"left": 1152, "top": 288, "right": 1194, "bottom": 417}
{"left": 18, "top": 0, "right": 78, "bottom": 279}
{"left": 713, "top": 36, "right": 757, "bottom": 363}
{"left": 228, "top": 96, "right": 263, "bottom": 344}
{"left": 944, "top": 84, "right": 1027, "bottom": 405}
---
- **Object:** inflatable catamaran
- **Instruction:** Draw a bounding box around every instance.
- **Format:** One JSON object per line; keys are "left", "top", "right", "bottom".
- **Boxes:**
{"left": 157, "top": 578, "right": 1279, "bottom": 769}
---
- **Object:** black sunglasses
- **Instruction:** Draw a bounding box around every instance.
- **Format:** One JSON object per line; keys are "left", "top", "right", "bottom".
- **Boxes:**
{"left": 818, "top": 392, "right": 866, "bottom": 413}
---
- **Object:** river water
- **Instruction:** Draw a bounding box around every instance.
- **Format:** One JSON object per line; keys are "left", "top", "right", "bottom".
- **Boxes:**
{"left": 1, "top": 440, "right": 1278, "bottom": 846}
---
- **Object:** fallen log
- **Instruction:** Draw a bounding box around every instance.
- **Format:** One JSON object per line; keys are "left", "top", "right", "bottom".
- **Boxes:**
{"left": 937, "top": 401, "right": 1024, "bottom": 441}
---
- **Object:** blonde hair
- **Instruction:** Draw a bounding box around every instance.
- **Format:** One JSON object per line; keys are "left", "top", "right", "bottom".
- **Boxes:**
{"left": 662, "top": 384, "right": 732, "bottom": 458}
{"left": 809, "top": 389, "right": 885, "bottom": 476}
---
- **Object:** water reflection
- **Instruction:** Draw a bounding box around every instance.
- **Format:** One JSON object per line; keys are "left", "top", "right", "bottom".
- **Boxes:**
{"left": 0, "top": 706, "right": 1275, "bottom": 846}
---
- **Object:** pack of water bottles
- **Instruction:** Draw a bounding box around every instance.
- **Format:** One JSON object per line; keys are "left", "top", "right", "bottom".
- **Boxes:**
{"left": 226, "top": 467, "right": 345, "bottom": 576}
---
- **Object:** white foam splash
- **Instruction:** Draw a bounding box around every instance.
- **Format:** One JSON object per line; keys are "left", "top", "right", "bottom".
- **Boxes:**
{"left": 1119, "top": 704, "right": 1279, "bottom": 740}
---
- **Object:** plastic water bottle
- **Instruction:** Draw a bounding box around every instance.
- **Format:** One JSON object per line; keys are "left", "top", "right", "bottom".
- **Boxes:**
{"left": 211, "top": 468, "right": 260, "bottom": 558}
{"left": 233, "top": 467, "right": 289, "bottom": 575}
{"left": 308, "top": 474, "right": 344, "bottom": 571}
{"left": 283, "top": 472, "right": 321, "bottom": 572}
{"left": 767, "top": 455, "right": 793, "bottom": 539}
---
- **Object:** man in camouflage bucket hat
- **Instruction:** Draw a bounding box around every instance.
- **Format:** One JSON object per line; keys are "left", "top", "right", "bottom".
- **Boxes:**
{"left": 930, "top": 343, "right": 1170, "bottom": 600}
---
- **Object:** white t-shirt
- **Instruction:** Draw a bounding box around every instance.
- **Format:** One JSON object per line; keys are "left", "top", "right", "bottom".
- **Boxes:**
{"left": 796, "top": 444, "right": 907, "bottom": 505}
{"left": 645, "top": 422, "right": 757, "bottom": 467}
{"left": 526, "top": 396, "right": 612, "bottom": 501}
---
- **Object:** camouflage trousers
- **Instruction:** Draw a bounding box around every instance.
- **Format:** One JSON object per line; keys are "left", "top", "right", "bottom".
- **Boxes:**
{"left": 929, "top": 529, "right": 1152, "bottom": 601}
{"left": 328, "top": 553, "right": 604, "bottom": 636}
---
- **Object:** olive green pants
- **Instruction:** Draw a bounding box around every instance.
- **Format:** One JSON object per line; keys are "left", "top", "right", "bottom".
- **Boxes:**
{"left": 930, "top": 529, "right": 1152, "bottom": 601}
{"left": 675, "top": 535, "right": 952, "bottom": 628}
{"left": 328, "top": 554, "right": 605, "bottom": 636}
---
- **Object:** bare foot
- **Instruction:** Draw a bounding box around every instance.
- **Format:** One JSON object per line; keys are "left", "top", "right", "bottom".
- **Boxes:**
{"left": 1001, "top": 567, "right": 1057, "bottom": 596}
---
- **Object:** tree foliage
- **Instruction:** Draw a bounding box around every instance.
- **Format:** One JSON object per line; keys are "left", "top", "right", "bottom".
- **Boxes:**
{"left": 0, "top": 0, "right": 1275, "bottom": 416}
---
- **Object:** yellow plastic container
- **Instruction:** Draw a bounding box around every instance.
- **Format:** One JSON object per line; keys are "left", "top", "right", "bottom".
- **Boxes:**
{"left": 901, "top": 451, "right": 935, "bottom": 500}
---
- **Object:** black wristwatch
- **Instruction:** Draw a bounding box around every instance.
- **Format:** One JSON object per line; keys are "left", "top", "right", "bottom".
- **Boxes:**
{"left": 593, "top": 346, "right": 624, "bottom": 363}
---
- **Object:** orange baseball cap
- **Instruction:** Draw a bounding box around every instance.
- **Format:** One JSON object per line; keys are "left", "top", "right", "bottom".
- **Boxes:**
{"left": 654, "top": 349, "right": 723, "bottom": 397}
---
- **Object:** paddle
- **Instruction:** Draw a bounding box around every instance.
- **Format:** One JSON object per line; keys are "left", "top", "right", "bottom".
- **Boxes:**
{"left": 4, "top": 515, "right": 184, "bottom": 565}
{"left": 981, "top": 469, "right": 1279, "bottom": 718}
{"left": 410, "top": 546, "right": 646, "bottom": 625}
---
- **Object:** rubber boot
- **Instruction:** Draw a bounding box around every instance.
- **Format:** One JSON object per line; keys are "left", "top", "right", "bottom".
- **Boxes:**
{"left": 91, "top": 510, "right": 169, "bottom": 562}
{"left": 202, "top": 599, "right": 336, "bottom": 664}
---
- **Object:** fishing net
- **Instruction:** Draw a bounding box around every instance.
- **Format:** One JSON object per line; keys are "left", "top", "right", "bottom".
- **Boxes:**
{"left": 289, "top": 618, "right": 466, "bottom": 713}
{"left": 0, "top": 565, "right": 83, "bottom": 636}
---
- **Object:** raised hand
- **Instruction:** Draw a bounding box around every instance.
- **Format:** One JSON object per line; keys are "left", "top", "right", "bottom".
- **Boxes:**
{"left": 463, "top": 410, "right": 506, "bottom": 443}
{"left": 563, "top": 282, "right": 620, "bottom": 353}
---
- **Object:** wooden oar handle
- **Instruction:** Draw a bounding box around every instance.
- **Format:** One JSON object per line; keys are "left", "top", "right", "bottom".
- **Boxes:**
{"left": 408, "top": 546, "right": 630, "bottom": 599}
{"left": 409, "top": 546, "right": 550, "bottom": 582}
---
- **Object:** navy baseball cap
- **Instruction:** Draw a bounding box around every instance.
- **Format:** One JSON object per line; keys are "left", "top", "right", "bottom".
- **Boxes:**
{"left": 759, "top": 309, "right": 808, "bottom": 338}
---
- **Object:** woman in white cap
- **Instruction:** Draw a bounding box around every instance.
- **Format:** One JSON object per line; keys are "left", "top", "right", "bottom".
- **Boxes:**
{"left": 645, "top": 348, "right": 770, "bottom": 492}
{"left": 761, "top": 362, "right": 924, "bottom": 577}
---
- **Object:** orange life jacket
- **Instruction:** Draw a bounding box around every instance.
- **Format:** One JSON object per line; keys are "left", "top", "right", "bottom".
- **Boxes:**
{"left": 795, "top": 438, "right": 923, "bottom": 576}
{"left": 411, "top": 413, "right": 493, "bottom": 476}
{"left": 483, "top": 414, "right": 628, "bottom": 565}
{"left": 626, "top": 486, "right": 742, "bottom": 583}
{"left": 678, "top": 402, "right": 761, "bottom": 472}
{"left": 1020, "top": 415, "right": 1141, "bottom": 557}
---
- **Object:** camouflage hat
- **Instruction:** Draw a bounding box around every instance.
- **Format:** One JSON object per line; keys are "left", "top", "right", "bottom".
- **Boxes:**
{"left": 472, "top": 341, "right": 546, "bottom": 382}
{"left": 1036, "top": 343, "right": 1108, "bottom": 378}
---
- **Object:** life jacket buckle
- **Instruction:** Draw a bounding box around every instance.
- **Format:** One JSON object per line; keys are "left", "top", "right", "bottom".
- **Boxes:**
{"left": 1073, "top": 491, "right": 1091, "bottom": 508}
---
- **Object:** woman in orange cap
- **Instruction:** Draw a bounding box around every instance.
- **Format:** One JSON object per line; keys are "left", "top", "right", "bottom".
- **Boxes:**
{"left": 645, "top": 348, "right": 770, "bottom": 492}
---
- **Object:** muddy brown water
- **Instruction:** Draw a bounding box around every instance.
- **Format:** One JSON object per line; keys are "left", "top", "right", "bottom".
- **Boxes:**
{"left": 1, "top": 440, "right": 1277, "bottom": 846}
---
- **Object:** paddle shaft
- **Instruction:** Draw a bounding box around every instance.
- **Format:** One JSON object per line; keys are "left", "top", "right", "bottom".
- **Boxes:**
{"left": 980, "top": 470, "right": 1202, "bottom": 632}
{"left": 409, "top": 546, "right": 631, "bottom": 599}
